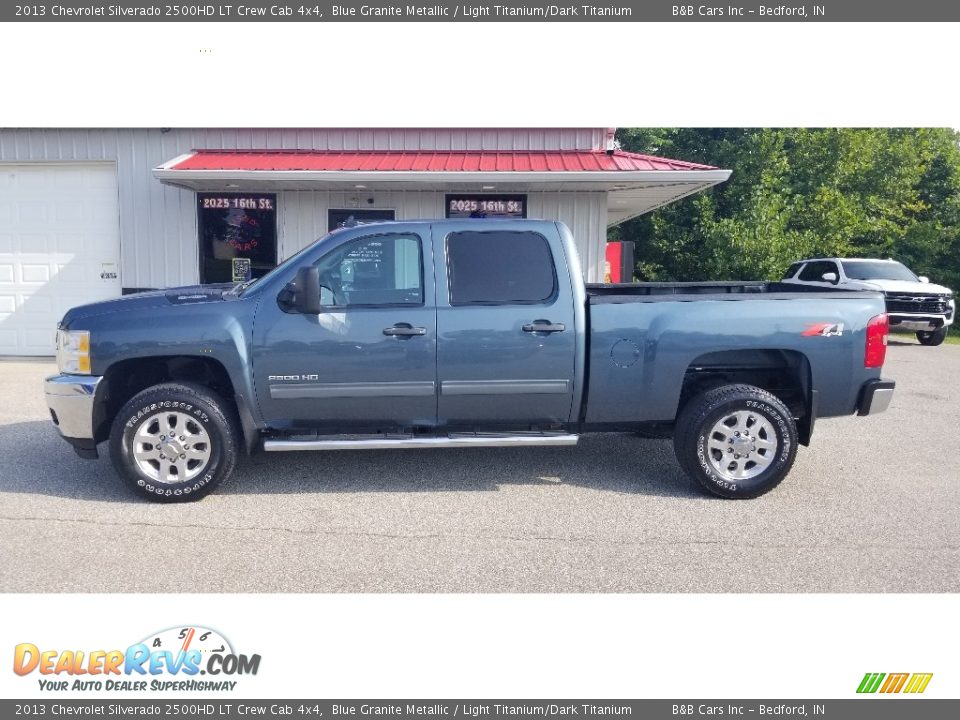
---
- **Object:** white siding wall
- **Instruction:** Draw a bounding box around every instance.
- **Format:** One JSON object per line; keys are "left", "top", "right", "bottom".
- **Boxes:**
{"left": 0, "top": 129, "right": 609, "bottom": 288}
{"left": 279, "top": 190, "right": 608, "bottom": 282}
{"left": 528, "top": 192, "right": 608, "bottom": 282}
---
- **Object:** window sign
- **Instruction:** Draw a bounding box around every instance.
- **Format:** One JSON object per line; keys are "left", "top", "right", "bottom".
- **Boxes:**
{"left": 231, "top": 257, "right": 252, "bottom": 283}
{"left": 445, "top": 194, "right": 527, "bottom": 219}
{"left": 199, "top": 193, "right": 277, "bottom": 284}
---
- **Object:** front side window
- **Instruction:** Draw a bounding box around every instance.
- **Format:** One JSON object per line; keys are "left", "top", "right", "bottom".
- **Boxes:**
{"left": 314, "top": 233, "right": 423, "bottom": 307}
{"left": 782, "top": 262, "right": 802, "bottom": 280}
{"left": 798, "top": 261, "right": 838, "bottom": 282}
{"left": 446, "top": 231, "right": 556, "bottom": 305}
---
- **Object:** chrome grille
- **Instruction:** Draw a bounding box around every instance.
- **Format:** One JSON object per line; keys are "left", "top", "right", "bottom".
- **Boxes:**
{"left": 885, "top": 294, "right": 950, "bottom": 314}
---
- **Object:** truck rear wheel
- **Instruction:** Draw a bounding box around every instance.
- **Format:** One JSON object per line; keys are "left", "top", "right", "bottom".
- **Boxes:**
{"left": 916, "top": 327, "right": 948, "bottom": 346}
{"left": 674, "top": 384, "right": 798, "bottom": 499}
{"left": 109, "top": 383, "right": 239, "bottom": 502}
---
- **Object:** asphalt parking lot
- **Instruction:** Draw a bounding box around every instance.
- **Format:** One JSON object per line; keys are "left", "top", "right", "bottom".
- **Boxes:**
{"left": 1, "top": 337, "right": 957, "bottom": 593}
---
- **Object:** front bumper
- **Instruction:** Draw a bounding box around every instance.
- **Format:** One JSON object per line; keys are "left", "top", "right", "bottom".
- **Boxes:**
{"left": 45, "top": 374, "right": 103, "bottom": 457}
{"left": 888, "top": 314, "right": 951, "bottom": 332}
{"left": 857, "top": 378, "right": 895, "bottom": 416}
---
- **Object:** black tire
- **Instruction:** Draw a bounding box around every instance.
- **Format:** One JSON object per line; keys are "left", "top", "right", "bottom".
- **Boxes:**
{"left": 109, "top": 382, "right": 239, "bottom": 502}
{"left": 916, "top": 327, "right": 948, "bottom": 346}
{"left": 673, "top": 384, "right": 798, "bottom": 499}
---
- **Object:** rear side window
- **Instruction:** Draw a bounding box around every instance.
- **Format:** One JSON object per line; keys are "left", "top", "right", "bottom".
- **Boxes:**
{"left": 446, "top": 231, "right": 557, "bottom": 305}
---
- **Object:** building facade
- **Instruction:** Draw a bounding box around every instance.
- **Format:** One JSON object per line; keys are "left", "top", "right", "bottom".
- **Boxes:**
{"left": 0, "top": 128, "right": 729, "bottom": 355}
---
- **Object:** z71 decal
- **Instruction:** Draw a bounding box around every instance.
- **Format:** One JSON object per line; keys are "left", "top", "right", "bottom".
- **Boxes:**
{"left": 802, "top": 322, "right": 845, "bottom": 337}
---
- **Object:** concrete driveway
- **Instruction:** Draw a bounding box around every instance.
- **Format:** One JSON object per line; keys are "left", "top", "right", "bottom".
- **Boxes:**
{"left": 1, "top": 339, "right": 957, "bottom": 593}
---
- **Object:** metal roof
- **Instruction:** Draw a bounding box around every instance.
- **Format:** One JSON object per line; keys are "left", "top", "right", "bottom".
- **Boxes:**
{"left": 165, "top": 149, "right": 718, "bottom": 173}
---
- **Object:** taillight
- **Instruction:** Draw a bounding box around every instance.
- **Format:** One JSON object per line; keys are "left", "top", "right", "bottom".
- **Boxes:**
{"left": 865, "top": 313, "right": 889, "bottom": 368}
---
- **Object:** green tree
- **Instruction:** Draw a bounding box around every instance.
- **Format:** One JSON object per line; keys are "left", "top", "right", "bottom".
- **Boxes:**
{"left": 611, "top": 128, "right": 960, "bottom": 293}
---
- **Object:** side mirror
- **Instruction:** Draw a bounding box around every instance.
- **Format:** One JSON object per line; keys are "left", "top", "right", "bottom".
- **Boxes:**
{"left": 821, "top": 272, "right": 838, "bottom": 284}
{"left": 918, "top": 276, "right": 930, "bottom": 284}
{"left": 292, "top": 266, "right": 323, "bottom": 314}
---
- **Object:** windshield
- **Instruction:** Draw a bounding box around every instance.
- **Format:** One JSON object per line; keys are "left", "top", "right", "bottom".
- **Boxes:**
{"left": 841, "top": 261, "right": 918, "bottom": 282}
{"left": 230, "top": 231, "right": 336, "bottom": 296}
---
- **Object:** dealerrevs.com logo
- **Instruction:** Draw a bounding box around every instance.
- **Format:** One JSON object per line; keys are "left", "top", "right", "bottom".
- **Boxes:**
{"left": 13, "top": 626, "right": 261, "bottom": 692}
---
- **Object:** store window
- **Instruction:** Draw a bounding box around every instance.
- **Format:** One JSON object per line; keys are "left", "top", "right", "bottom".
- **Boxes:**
{"left": 328, "top": 209, "right": 395, "bottom": 231}
{"left": 198, "top": 193, "right": 277, "bottom": 284}
{"left": 445, "top": 194, "right": 527, "bottom": 219}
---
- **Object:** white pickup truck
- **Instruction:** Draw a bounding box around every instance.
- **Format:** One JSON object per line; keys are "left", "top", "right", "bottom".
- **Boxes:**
{"left": 782, "top": 258, "right": 955, "bottom": 346}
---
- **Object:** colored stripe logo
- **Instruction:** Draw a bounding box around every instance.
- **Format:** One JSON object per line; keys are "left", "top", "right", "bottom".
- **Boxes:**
{"left": 857, "top": 672, "right": 933, "bottom": 694}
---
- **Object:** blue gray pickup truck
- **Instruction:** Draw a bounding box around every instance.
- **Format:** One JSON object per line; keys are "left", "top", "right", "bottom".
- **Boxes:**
{"left": 45, "top": 219, "right": 895, "bottom": 502}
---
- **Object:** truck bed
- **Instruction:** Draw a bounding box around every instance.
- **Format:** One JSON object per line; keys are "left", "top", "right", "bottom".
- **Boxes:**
{"left": 582, "top": 281, "right": 887, "bottom": 426}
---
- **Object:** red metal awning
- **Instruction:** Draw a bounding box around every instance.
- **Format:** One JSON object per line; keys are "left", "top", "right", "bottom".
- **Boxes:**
{"left": 154, "top": 148, "right": 731, "bottom": 226}
{"left": 163, "top": 149, "right": 718, "bottom": 173}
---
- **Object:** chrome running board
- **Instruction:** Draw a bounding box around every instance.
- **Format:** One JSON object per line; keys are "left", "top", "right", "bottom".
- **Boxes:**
{"left": 263, "top": 431, "right": 579, "bottom": 452}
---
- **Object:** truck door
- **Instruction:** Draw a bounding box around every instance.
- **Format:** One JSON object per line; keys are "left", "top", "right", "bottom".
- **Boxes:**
{"left": 433, "top": 225, "right": 577, "bottom": 427}
{"left": 252, "top": 229, "right": 437, "bottom": 430}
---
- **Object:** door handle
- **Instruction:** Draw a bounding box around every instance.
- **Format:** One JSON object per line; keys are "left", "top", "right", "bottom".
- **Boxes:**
{"left": 522, "top": 321, "right": 566, "bottom": 334}
{"left": 383, "top": 324, "right": 427, "bottom": 337}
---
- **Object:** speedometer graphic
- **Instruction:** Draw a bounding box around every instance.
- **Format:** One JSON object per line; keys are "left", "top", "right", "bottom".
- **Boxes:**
{"left": 138, "top": 626, "right": 234, "bottom": 658}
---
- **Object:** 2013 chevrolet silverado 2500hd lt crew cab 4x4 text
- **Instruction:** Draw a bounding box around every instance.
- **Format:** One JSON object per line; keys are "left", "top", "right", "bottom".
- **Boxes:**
{"left": 45, "top": 220, "right": 895, "bottom": 502}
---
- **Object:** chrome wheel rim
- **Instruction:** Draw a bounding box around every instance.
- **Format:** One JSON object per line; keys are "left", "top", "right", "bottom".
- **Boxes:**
{"left": 706, "top": 410, "right": 778, "bottom": 481}
{"left": 133, "top": 411, "right": 212, "bottom": 484}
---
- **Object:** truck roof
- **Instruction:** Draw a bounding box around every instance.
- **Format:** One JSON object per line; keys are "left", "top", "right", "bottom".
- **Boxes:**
{"left": 796, "top": 257, "right": 900, "bottom": 264}
{"left": 332, "top": 218, "right": 552, "bottom": 227}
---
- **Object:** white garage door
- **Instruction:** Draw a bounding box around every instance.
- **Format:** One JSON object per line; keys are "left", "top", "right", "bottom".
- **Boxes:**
{"left": 0, "top": 163, "right": 122, "bottom": 355}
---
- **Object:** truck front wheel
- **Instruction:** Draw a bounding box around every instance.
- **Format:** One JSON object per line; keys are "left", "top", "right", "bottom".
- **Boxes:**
{"left": 109, "top": 382, "right": 239, "bottom": 502}
{"left": 674, "top": 384, "right": 798, "bottom": 499}
{"left": 916, "top": 327, "right": 948, "bottom": 346}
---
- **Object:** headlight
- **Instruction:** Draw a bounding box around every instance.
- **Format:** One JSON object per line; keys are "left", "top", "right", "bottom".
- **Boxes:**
{"left": 56, "top": 329, "right": 91, "bottom": 375}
